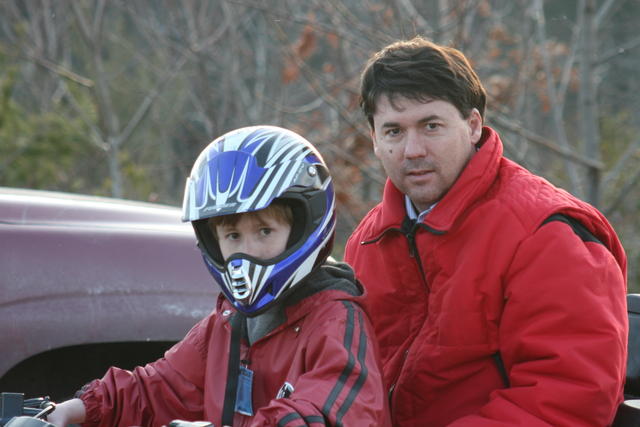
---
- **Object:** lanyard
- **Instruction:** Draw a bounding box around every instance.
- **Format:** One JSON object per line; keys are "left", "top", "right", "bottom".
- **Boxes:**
{"left": 221, "top": 312, "right": 246, "bottom": 426}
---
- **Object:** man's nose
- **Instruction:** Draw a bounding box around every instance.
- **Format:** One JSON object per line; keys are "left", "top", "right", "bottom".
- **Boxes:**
{"left": 404, "top": 129, "right": 427, "bottom": 159}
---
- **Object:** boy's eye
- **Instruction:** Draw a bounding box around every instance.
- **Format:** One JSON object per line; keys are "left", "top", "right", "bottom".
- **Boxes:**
{"left": 259, "top": 228, "right": 272, "bottom": 236}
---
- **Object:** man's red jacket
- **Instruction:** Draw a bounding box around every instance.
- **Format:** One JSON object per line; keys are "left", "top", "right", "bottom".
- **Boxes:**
{"left": 345, "top": 127, "right": 627, "bottom": 426}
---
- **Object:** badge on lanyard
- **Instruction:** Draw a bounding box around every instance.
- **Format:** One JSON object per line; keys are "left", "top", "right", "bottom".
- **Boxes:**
{"left": 235, "top": 365, "right": 254, "bottom": 416}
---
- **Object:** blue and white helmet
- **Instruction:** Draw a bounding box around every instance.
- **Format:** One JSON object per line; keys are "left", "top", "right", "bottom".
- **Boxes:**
{"left": 182, "top": 125, "right": 336, "bottom": 316}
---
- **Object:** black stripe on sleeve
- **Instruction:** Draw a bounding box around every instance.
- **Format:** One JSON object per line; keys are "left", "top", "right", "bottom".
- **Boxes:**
{"left": 277, "top": 412, "right": 327, "bottom": 426}
{"left": 335, "top": 308, "right": 369, "bottom": 425}
{"left": 277, "top": 413, "right": 302, "bottom": 427}
{"left": 278, "top": 302, "right": 366, "bottom": 427}
{"left": 321, "top": 301, "right": 356, "bottom": 417}
{"left": 303, "top": 415, "right": 326, "bottom": 424}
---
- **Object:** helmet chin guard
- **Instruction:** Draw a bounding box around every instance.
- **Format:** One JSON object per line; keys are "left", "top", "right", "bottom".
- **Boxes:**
{"left": 227, "top": 258, "right": 251, "bottom": 302}
{"left": 182, "top": 126, "right": 335, "bottom": 316}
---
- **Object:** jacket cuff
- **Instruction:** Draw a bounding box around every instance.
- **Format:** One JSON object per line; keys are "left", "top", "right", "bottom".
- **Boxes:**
{"left": 77, "top": 379, "right": 103, "bottom": 426}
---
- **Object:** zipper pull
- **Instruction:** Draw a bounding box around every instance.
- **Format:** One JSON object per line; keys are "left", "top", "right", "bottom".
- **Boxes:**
{"left": 402, "top": 216, "right": 418, "bottom": 257}
{"left": 407, "top": 232, "right": 417, "bottom": 258}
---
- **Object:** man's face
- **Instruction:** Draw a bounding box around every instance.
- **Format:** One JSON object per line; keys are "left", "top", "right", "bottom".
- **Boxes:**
{"left": 371, "top": 95, "right": 482, "bottom": 212}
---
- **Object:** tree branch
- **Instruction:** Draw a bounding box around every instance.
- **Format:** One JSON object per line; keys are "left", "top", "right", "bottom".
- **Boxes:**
{"left": 489, "top": 113, "right": 604, "bottom": 170}
{"left": 20, "top": 49, "right": 94, "bottom": 88}
{"left": 532, "top": 0, "right": 582, "bottom": 195}
{"left": 602, "top": 138, "right": 640, "bottom": 186}
{"left": 70, "top": 2, "right": 92, "bottom": 43}
{"left": 595, "top": 0, "right": 619, "bottom": 29}
{"left": 597, "top": 34, "right": 640, "bottom": 65}
{"left": 604, "top": 164, "right": 640, "bottom": 216}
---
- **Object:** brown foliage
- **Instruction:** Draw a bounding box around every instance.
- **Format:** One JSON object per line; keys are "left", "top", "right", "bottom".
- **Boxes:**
{"left": 295, "top": 25, "right": 317, "bottom": 59}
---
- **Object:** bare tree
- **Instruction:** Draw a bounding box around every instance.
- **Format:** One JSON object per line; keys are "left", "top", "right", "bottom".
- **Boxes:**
{"left": 70, "top": 0, "right": 190, "bottom": 198}
{"left": 1, "top": 0, "right": 638, "bottom": 287}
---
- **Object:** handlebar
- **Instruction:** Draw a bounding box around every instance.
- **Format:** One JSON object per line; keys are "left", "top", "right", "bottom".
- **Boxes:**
{"left": 1, "top": 393, "right": 216, "bottom": 427}
{"left": 0, "top": 393, "right": 55, "bottom": 427}
{"left": 168, "top": 421, "right": 214, "bottom": 427}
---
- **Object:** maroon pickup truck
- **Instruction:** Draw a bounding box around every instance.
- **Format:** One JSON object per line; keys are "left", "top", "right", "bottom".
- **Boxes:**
{"left": 0, "top": 187, "right": 217, "bottom": 400}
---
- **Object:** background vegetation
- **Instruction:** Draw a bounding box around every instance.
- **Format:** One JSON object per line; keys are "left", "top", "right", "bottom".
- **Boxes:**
{"left": 1, "top": 0, "right": 639, "bottom": 291}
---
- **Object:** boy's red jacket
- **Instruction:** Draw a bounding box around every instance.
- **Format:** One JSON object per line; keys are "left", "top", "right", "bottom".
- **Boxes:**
{"left": 79, "top": 263, "right": 390, "bottom": 427}
{"left": 345, "top": 127, "right": 628, "bottom": 426}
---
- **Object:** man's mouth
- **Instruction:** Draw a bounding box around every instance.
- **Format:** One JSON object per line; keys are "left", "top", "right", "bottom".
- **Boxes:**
{"left": 407, "top": 169, "right": 433, "bottom": 176}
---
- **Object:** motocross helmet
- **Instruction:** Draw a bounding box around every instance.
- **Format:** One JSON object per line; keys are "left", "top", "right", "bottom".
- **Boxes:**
{"left": 182, "top": 125, "right": 335, "bottom": 316}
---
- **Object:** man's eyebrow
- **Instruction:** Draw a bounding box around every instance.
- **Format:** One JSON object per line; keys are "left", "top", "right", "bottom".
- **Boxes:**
{"left": 380, "top": 115, "right": 441, "bottom": 128}
{"left": 381, "top": 121, "right": 400, "bottom": 128}
{"left": 418, "top": 115, "right": 442, "bottom": 124}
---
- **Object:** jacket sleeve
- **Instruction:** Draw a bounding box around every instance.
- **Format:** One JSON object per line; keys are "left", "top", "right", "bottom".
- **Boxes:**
{"left": 249, "top": 300, "right": 391, "bottom": 427}
{"left": 80, "top": 314, "right": 214, "bottom": 427}
{"left": 449, "top": 220, "right": 627, "bottom": 427}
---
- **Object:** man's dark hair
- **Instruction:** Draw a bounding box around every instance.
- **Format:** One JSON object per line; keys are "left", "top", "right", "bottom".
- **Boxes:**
{"left": 360, "top": 36, "right": 487, "bottom": 128}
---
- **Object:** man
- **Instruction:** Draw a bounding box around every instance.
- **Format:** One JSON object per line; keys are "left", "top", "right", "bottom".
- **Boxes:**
{"left": 344, "top": 36, "right": 628, "bottom": 426}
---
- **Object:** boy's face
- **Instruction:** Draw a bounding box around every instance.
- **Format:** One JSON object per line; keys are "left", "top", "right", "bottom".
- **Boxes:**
{"left": 215, "top": 211, "right": 291, "bottom": 261}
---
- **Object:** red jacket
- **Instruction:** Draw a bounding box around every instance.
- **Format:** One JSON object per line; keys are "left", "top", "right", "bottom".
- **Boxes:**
{"left": 344, "top": 127, "right": 627, "bottom": 426}
{"left": 79, "top": 263, "right": 390, "bottom": 427}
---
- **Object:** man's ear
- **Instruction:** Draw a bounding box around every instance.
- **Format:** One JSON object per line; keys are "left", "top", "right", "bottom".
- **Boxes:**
{"left": 370, "top": 127, "right": 380, "bottom": 156}
{"left": 468, "top": 108, "right": 483, "bottom": 144}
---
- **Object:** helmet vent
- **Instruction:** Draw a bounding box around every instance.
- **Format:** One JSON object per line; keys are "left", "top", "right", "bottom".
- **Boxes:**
{"left": 228, "top": 260, "right": 251, "bottom": 302}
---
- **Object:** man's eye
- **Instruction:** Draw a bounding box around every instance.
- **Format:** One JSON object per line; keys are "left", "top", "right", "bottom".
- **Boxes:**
{"left": 385, "top": 128, "right": 401, "bottom": 137}
{"left": 426, "top": 122, "right": 440, "bottom": 130}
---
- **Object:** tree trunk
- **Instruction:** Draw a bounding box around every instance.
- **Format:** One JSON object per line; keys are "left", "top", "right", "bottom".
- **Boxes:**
{"left": 580, "top": 0, "right": 601, "bottom": 206}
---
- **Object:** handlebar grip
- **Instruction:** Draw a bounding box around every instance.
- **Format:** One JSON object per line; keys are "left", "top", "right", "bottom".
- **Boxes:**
{"left": 4, "top": 417, "right": 54, "bottom": 427}
{"left": 0, "top": 393, "right": 24, "bottom": 420}
{"left": 168, "top": 421, "right": 214, "bottom": 427}
{"left": 612, "top": 399, "right": 640, "bottom": 426}
{"left": 0, "top": 393, "right": 55, "bottom": 427}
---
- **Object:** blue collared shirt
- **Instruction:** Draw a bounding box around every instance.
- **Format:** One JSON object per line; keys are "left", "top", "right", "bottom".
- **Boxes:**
{"left": 405, "top": 195, "right": 436, "bottom": 223}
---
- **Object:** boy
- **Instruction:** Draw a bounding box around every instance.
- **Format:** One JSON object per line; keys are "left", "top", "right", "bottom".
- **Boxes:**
{"left": 47, "top": 126, "right": 390, "bottom": 427}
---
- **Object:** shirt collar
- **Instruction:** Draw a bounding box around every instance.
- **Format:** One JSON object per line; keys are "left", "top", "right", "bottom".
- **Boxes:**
{"left": 404, "top": 195, "right": 436, "bottom": 223}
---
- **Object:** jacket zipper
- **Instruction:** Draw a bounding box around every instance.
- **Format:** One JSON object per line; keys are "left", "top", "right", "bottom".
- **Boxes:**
{"left": 404, "top": 216, "right": 443, "bottom": 290}
{"left": 365, "top": 217, "right": 446, "bottom": 415}
{"left": 405, "top": 223, "right": 429, "bottom": 291}
{"left": 387, "top": 348, "right": 410, "bottom": 407}
{"left": 388, "top": 221, "right": 425, "bottom": 414}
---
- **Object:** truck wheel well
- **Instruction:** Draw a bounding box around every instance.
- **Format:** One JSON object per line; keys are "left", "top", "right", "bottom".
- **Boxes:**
{"left": 0, "top": 341, "right": 175, "bottom": 401}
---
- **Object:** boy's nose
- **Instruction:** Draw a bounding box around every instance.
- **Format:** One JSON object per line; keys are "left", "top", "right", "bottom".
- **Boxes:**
{"left": 240, "top": 238, "right": 262, "bottom": 258}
